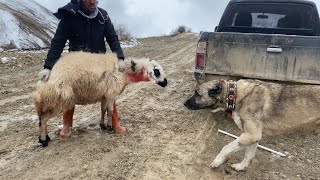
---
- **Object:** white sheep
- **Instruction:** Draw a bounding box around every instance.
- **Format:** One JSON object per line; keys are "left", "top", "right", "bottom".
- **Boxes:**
{"left": 34, "top": 51, "right": 167, "bottom": 147}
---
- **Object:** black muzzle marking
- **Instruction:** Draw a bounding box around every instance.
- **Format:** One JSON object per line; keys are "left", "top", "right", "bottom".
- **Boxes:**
{"left": 157, "top": 78, "right": 168, "bottom": 87}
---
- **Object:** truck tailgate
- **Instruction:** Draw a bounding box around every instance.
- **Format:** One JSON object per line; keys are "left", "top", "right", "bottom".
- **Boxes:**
{"left": 205, "top": 32, "right": 320, "bottom": 84}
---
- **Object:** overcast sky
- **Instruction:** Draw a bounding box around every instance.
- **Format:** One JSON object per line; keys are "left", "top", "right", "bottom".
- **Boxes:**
{"left": 34, "top": 0, "right": 320, "bottom": 38}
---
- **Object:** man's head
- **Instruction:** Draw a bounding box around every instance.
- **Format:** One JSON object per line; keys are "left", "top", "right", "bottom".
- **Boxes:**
{"left": 80, "top": 0, "right": 97, "bottom": 14}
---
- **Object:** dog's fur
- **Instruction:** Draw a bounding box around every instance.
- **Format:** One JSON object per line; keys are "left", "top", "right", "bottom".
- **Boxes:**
{"left": 185, "top": 79, "right": 320, "bottom": 171}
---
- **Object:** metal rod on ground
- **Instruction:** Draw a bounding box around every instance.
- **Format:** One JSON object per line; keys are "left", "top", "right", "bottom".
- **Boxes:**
{"left": 218, "top": 129, "right": 287, "bottom": 157}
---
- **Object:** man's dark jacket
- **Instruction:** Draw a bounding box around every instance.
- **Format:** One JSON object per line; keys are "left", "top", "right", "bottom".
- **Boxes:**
{"left": 44, "top": 1, "right": 124, "bottom": 70}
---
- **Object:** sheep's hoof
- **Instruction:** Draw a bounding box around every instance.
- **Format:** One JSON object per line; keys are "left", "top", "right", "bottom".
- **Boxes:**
{"left": 100, "top": 124, "right": 113, "bottom": 132}
{"left": 60, "top": 127, "right": 72, "bottom": 139}
{"left": 114, "top": 125, "right": 126, "bottom": 134}
{"left": 38, "top": 135, "right": 51, "bottom": 147}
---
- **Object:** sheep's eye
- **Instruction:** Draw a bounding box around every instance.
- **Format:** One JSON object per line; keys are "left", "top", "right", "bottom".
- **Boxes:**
{"left": 154, "top": 69, "right": 161, "bottom": 78}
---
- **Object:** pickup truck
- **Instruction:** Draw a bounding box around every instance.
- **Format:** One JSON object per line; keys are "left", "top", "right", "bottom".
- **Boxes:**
{"left": 195, "top": 0, "right": 320, "bottom": 85}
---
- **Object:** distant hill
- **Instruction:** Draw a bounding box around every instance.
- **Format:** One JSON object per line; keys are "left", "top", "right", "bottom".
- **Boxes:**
{"left": 0, "top": 0, "right": 58, "bottom": 51}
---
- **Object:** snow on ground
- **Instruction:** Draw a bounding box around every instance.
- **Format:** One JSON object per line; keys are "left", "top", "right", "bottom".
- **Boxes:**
{"left": 0, "top": 10, "right": 20, "bottom": 47}
{"left": 121, "top": 38, "right": 141, "bottom": 48}
{"left": 0, "top": 0, "right": 58, "bottom": 50}
{"left": 1, "top": 57, "right": 16, "bottom": 63}
{"left": 2, "top": 38, "right": 141, "bottom": 54}
{"left": 0, "top": 0, "right": 141, "bottom": 51}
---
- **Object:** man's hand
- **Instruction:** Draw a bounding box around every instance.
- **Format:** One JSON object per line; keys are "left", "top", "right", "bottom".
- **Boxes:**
{"left": 118, "top": 60, "right": 125, "bottom": 72}
{"left": 38, "top": 69, "right": 51, "bottom": 82}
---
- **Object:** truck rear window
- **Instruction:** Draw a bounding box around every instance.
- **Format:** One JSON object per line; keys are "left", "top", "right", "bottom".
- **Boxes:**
{"left": 225, "top": 3, "right": 314, "bottom": 30}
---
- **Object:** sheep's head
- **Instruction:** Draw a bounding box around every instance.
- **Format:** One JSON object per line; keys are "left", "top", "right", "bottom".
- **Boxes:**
{"left": 124, "top": 58, "right": 167, "bottom": 87}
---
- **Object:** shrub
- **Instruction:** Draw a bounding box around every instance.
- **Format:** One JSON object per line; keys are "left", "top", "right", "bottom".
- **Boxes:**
{"left": 170, "top": 25, "right": 192, "bottom": 36}
{"left": 114, "top": 24, "right": 133, "bottom": 41}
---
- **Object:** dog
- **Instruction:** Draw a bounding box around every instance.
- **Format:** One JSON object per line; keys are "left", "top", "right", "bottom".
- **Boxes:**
{"left": 184, "top": 79, "right": 320, "bottom": 171}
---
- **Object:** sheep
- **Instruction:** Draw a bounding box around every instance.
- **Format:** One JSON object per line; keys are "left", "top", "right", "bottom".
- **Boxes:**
{"left": 34, "top": 51, "right": 167, "bottom": 147}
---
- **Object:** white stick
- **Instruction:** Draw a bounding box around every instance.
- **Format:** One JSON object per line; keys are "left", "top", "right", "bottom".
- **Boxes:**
{"left": 218, "top": 129, "right": 287, "bottom": 157}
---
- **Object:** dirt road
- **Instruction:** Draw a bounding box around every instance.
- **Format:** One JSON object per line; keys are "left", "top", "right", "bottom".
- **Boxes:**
{"left": 0, "top": 33, "right": 319, "bottom": 179}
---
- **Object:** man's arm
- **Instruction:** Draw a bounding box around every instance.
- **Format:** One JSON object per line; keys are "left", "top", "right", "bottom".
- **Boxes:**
{"left": 44, "top": 17, "right": 69, "bottom": 70}
{"left": 104, "top": 16, "right": 125, "bottom": 60}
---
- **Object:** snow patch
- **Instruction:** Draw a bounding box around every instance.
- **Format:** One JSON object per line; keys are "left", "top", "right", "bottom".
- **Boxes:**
{"left": 1, "top": 57, "right": 16, "bottom": 63}
{"left": 0, "top": 0, "right": 58, "bottom": 50}
{"left": 121, "top": 38, "right": 141, "bottom": 48}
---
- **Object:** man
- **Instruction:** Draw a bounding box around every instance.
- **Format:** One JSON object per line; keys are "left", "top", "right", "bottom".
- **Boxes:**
{"left": 39, "top": 0, "right": 126, "bottom": 138}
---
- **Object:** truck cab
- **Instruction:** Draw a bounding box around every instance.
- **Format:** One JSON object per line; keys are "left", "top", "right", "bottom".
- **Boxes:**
{"left": 195, "top": 0, "right": 320, "bottom": 85}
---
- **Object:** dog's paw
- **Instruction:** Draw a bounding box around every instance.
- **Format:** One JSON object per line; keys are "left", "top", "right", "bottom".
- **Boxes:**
{"left": 210, "top": 157, "right": 224, "bottom": 168}
{"left": 231, "top": 163, "right": 247, "bottom": 171}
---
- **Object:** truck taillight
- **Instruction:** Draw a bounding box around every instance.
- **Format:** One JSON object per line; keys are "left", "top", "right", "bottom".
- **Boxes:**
{"left": 196, "top": 53, "right": 205, "bottom": 68}
{"left": 195, "top": 42, "right": 207, "bottom": 69}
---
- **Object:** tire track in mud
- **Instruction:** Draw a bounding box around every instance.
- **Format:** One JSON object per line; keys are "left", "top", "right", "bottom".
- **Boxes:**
{"left": 0, "top": 93, "right": 32, "bottom": 106}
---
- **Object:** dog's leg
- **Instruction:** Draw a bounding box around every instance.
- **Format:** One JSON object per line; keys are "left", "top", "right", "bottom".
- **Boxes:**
{"left": 229, "top": 120, "right": 262, "bottom": 170}
{"left": 232, "top": 112, "right": 243, "bottom": 130}
{"left": 211, "top": 107, "right": 225, "bottom": 114}
{"left": 238, "top": 120, "right": 262, "bottom": 146}
{"left": 210, "top": 138, "right": 243, "bottom": 168}
{"left": 231, "top": 143, "right": 258, "bottom": 171}
{"left": 211, "top": 119, "right": 262, "bottom": 169}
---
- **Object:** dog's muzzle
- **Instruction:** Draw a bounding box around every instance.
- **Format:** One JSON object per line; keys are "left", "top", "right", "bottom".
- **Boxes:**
{"left": 184, "top": 97, "right": 201, "bottom": 110}
{"left": 184, "top": 94, "right": 216, "bottom": 110}
{"left": 157, "top": 78, "right": 168, "bottom": 87}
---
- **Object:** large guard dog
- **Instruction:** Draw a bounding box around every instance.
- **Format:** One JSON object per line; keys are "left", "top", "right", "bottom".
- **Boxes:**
{"left": 184, "top": 79, "right": 320, "bottom": 171}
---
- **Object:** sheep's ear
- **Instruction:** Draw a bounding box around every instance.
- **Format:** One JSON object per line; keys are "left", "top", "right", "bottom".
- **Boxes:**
{"left": 130, "top": 60, "right": 137, "bottom": 72}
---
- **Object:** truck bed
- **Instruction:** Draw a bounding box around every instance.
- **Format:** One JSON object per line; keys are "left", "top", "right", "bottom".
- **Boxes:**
{"left": 204, "top": 32, "right": 320, "bottom": 84}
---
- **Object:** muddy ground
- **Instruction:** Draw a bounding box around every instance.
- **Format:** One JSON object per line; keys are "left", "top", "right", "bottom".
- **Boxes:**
{"left": 0, "top": 33, "right": 319, "bottom": 180}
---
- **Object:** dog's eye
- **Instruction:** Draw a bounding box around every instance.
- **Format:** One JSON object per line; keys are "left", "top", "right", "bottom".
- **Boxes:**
{"left": 208, "top": 86, "right": 222, "bottom": 97}
{"left": 208, "top": 88, "right": 216, "bottom": 97}
{"left": 195, "top": 90, "right": 201, "bottom": 96}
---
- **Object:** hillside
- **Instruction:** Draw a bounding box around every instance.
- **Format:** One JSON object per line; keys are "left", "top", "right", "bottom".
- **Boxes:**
{"left": 0, "top": 0, "right": 58, "bottom": 51}
{"left": 0, "top": 33, "right": 319, "bottom": 179}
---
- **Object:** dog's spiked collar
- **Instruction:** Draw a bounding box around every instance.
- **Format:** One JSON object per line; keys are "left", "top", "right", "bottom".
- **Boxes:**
{"left": 226, "top": 80, "right": 237, "bottom": 111}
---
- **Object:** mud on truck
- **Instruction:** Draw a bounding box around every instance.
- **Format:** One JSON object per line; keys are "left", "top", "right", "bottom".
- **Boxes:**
{"left": 195, "top": 0, "right": 320, "bottom": 85}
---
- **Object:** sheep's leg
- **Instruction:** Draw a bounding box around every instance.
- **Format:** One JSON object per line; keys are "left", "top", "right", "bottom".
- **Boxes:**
{"left": 38, "top": 117, "right": 51, "bottom": 147}
{"left": 111, "top": 101, "right": 126, "bottom": 133}
{"left": 100, "top": 98, "right": 113, "bottom": 132}
{"left": 60, "top": 107, "right": 75, "bottom": 139}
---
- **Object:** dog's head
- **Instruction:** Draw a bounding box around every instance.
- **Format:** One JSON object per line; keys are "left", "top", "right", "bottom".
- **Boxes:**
{"left": 184, "top": 80, "right": 223, "bottom": 110}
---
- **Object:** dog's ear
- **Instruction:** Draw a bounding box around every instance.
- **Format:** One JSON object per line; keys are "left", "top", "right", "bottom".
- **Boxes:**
{"left": 208, "top": 85, "right": 222, "bottom": 97}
